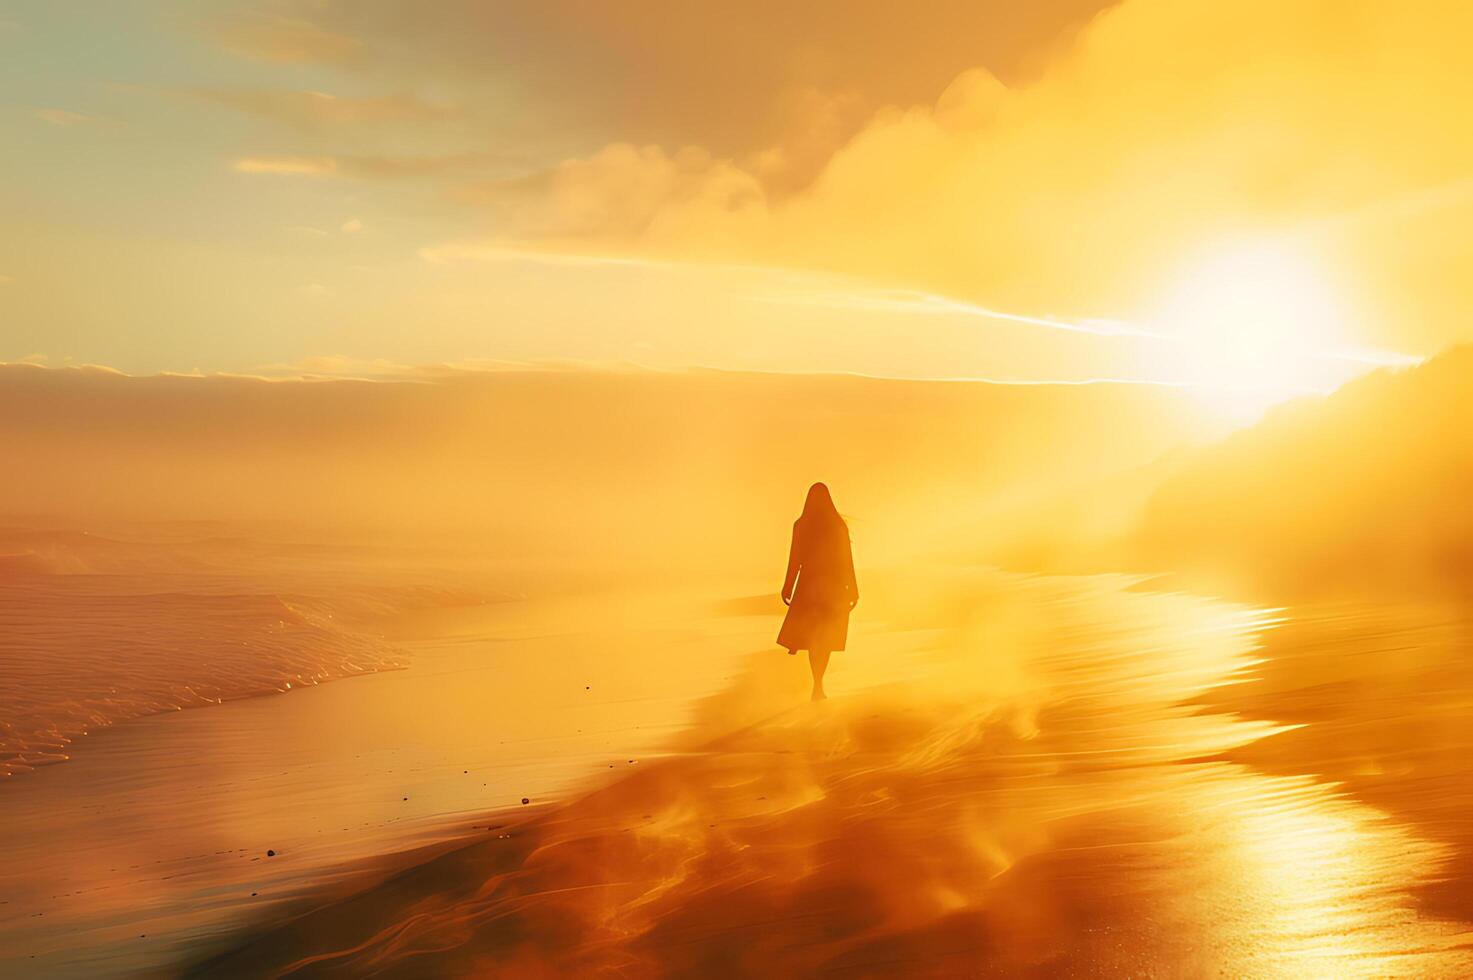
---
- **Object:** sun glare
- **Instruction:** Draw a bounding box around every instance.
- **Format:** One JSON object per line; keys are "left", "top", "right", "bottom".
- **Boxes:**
{"left": 1147, "top": 239, "right": 1349, "bottom": 418}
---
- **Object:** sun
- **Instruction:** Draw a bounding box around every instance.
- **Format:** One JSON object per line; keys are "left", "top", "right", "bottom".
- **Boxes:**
{"left": 1145, "top": 238, "right": 1349, "bottom": 418}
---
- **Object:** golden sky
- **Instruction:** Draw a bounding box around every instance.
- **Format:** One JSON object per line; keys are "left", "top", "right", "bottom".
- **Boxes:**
{"left": 2, "top": 0, "right": 1470, "bottom": 409}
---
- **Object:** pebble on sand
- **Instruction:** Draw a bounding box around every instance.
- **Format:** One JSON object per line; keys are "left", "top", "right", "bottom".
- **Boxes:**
{"left": 266, "top": 849, "right": 276, "bottom": 857}
{"left": 521, "top": 797, "right": 530, "bottom": 805}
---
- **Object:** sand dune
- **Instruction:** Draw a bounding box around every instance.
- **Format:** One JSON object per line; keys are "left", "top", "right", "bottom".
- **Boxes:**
{"left": 1132, "top": 345, "right": 1473, "bottom": 599}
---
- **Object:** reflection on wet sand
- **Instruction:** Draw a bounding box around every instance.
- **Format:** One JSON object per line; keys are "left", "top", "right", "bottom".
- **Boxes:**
{"left": 196, "top": 572, "right": 1473, "bottom": 977}
{"left": 0, "top": 579, "right": 764, "bottom": 978}
{"left": 1210, "top": 604, "right": 1473, "bottom": 950}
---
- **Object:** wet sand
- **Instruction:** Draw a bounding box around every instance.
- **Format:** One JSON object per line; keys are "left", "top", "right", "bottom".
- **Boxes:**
{"left": 7, "top": 540, "right": 1472, "bottom": 978}
{"left": 187, "top": 572, "right": 1473, "bottom": 977}
{"left": 0, "top": 583, "right": 773, "bottom": 978}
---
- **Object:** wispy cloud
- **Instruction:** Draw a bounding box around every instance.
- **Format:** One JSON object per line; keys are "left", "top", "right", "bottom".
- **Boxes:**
{"left": 767, "top": 286, "right": 1166, "bottom": 339}
{"left": 412, "top": 242, "right": 1426, "bottom": 379}
{"left": 233, "top": 151, "right": 513, "bottom": 179}
{"left": 33, "top": 108, "right": 87, "bottom": 127}
{"left": 769, "top": 282, "right": 1420, "bottom": 372}
{"left": 188, "top": 88, "right": 456, "bottom": 130}
{"left": 417, "top": 242, "right": 669, "bottom": 269}
{"left": 234, "top": 155, "right": 339, "bottom": 177}
{"left": 1320, "top": 347, "right": 1423, "bottom": 368}
{"left": 280, "top": 219, "right": 363, "bottom": 239}
{"left": 214, "top": 13, "right": 361, "bottom": 65}
{"left": 262, "top": 354, "right": 416, "bottom": 378}
{"left": 253, "top": 354, "right": 568, "bottom": 381}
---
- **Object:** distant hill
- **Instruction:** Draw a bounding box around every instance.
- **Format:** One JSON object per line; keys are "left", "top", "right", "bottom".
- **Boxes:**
{"left": 1130, "top": 346, "right": 1473, "bottom": 600}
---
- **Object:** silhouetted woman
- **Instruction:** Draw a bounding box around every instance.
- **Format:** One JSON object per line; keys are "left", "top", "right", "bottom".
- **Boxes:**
{"left": 778, "top": 482, "right": 858, "bottom": 701}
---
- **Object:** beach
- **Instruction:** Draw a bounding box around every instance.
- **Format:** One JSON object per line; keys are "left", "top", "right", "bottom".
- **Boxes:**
{"left": 184, "top": 571, "right": 1473, "bottom": 977}
{"left": 5, "top": 521, "right": 1473, "bottom": 976}
{"left": 0, "top": 365, "right": 1235, "bottom": 977}
{"left": 0, "top": 526, "right": 775, "bottom": 976}
{"left": 3, "top": 360, "right": 1472, "bottom": 975}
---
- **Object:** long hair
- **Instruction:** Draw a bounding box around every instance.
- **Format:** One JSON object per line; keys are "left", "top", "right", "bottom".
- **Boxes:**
{"left": 798, "top": 482, "right": 847, "bottom": 540}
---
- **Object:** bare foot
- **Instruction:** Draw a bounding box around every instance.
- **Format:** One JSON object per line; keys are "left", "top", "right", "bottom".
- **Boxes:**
{"left": 786, "top": 648, "right": 797, "bottom": 656}
{"left": 811, "top": 688, "right": 827, "bottom": 701}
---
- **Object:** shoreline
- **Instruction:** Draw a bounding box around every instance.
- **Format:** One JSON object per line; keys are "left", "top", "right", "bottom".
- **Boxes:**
{"left": 0, "top": 583, "right": 770, "bottom": 978}
{"left": 182, "top": 579, "right": 1473, "bottom": 976}
{"left": 0, "top": 662, "right": 415, "bottom": 785}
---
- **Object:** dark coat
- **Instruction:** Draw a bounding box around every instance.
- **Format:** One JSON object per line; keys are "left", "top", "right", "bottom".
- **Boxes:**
{"left": 777, "top": 518, "right": 857, "bottom": 652}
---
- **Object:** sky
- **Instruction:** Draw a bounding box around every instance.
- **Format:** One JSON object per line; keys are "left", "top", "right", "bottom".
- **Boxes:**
{"left": 2, "top": 0, "right": 1472, "bottom": 410}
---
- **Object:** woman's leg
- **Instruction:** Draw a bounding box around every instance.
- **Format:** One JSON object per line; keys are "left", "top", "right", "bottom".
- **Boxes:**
{"left": 808, "top": 649, "right": 831, "bottom": 700}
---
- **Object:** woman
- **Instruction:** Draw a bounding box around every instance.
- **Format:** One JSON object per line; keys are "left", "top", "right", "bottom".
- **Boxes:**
{"left": 778, "top": 482, "right": 859, "bottom": 701}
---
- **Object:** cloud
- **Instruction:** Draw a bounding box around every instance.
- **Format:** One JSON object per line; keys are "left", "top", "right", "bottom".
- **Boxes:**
{"left": 188, "top": 88, "right": 456, "bottom": 130}
{"left": 461, "top": 143, "right": 765, "bottom": 245}
{"left": 460, "top": 0, "right": 1473, "bottom": 353}
{"left": 257, "top": 354, "right": 416, "bottom": 378}
{"left": 252, "top": 354, "right": 564, "bottom": 380}
{"left": 234, "top": 151, "right": 517, "bottom": 179}
{"left": 214, "top": 11, "right": 361, "bottom": 64}
{"left": 415, "top": 242, "right": 1410, "bottom": 400}
{"left": 342, "top": 153, "right": 507, "bottom": 178}
{"left": 340, "top": 218, "right": 363, "bottom": 234}
{"left": 233, "top": 155, "right": 339, "bottom": 176}
{"left": 210, "top": 1, "right": 1109, "bottom": 182}
{"left": 764, "top": 285, "right": 1163, "bottom": 339}
{"left": 33, "top": 108, "right": 86, "bottom": 127}
{"left": 416, "top": 243, "right": 678, "bottom": 270}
